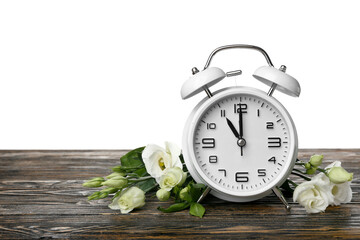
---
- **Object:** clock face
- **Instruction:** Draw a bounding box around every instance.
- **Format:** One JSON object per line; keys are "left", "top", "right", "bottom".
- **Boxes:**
{"left": 183, "top": 87, "right": 297, "bottom": 201}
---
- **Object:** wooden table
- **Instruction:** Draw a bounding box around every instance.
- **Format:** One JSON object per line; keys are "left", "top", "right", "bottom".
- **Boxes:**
{"left": 0, "top": 149, "right": 359, "bottom": 239}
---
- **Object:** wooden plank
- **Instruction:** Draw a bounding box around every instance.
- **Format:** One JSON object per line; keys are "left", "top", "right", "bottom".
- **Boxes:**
{"left": 0, "top": 149, "right": 359, "bottom": 239}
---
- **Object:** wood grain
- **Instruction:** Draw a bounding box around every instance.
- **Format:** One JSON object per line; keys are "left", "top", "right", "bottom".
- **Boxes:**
{"left": 0, "top": 149, "right": 359, "bottom": 239}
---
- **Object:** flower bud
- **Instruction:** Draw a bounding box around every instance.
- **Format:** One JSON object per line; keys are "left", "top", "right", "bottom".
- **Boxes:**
{"left": 304, "top": 162, "right": 311, "bottom": 170}
{"left": 90, "top": 177, "right": 105, "bottom": 181}
{"left": 88, "top": 191, "right": 101, "bottom": 200}
{"left": 179, "top": 187, "right": 189, "bottom": 201}
{"left": 98, "top": 192, "right": 109, "bottom": 199}
{"left": 327, "top": 167, "right": 353, "bottom": 184}
{"left": 101, "top": 176, "right": 128, "bottom": 188}
{"left": 306, "top": 167, "right": 317, "bottom": 175}
{"left": 309, "top": 154, "right": 323, "bottom": 167}
{"left": 106, "top": 172, "right": 125, "bottom": 179}
{"left": 112, "top": 165, "right": 125, "bottom": 173}
{"left": 100, "top": 187, "right": 118, "bottom": 194}
{"left": 83, "top": 177, "right": 105, "bottom": 188}
{"left": 83, "top": 181, "right": 102, "bottom": 188}
{"left": 156, "top": 188, "right": 170, "bottom": 201}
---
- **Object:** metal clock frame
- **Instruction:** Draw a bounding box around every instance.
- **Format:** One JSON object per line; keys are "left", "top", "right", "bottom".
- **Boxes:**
{"left": 182, "top": 87, "right": 298, "bottom": 204}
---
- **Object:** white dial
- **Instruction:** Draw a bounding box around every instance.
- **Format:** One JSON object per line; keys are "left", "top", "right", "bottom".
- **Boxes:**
{"left": 183, "top": 87, "right": 297, "bottom": 202}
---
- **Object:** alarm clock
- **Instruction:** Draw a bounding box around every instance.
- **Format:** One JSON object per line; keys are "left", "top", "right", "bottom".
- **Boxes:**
{"left": 181, "top": 44, "right": 300, "bottom": 209}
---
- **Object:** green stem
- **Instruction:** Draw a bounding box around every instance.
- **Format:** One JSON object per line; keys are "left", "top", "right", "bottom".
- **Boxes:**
{"left": 292, "top": 168, "right": 307, "bottom": 174}
{"left": 291, "top": 171, "right": 311, "bottom": 181}
{"left": 126, "top": 173, "right": 142, "bottom": 178}
{"left": 316, "top": 168, "right": 327, "bottom": 174}
{"left": 287, "top": 179, "right": 298, "bottom": 187}
{"left": 142, "top": 183, "right": 159, "bottom": 193}
{"left": 128, "top": 176, "right": 153, "bottom": 182}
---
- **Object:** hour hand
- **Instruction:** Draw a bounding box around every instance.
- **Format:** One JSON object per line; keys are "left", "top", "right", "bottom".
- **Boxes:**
{"left": 226, "top": 118, "right": 240, "bottom": 139}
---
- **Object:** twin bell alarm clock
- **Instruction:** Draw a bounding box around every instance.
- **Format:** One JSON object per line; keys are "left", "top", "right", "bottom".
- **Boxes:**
{"left": 181, "top": 44, "right": 301, "bottom": 209}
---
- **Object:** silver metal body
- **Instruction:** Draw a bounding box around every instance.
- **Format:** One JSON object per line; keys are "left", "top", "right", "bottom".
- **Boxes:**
{"left": 183, "top": 44, "right": 299, "bottom": 208}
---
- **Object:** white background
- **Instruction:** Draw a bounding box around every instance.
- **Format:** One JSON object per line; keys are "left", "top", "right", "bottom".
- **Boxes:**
{"left": 0, "top": 0, "right": 359, "bottom": 149}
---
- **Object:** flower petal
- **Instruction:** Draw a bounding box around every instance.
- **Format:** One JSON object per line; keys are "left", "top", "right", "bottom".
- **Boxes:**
{"left": 325, "top": 160, "right": 342, "bottom": 169}
{"left": 331, "top": 181, "right": 352, "bottom": 205}
{"left": 142, "top": 144, "right": 164, "bottom": 160}
{"left": 159, "top": 167, "right": 184, "bottom": 191}
{"left": 165, "top": 141, "right": 182, "bottom": 169}
{"left": 108, "top": 195, "right": 121, "bottom": 210}
{"left": 142, "top": 144, "right": 167, "bottom": 179}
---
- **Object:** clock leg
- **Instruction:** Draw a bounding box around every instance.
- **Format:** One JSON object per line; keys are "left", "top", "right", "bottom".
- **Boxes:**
{"left": 197, "top": 186, "right": 211, "bottom": 203}
{"left": 272, "top": 186, "right": 291, "bottom": 211}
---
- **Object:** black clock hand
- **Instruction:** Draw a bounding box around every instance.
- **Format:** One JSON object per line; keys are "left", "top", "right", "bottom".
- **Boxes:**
{"left": 238, "top": 103, "right": 245, "bottom": 156}
{"left": 226, "top": 118, "right": 240, "bottom": 139}
{"left": 239, "top": 104, "right": 244, "bottom": 138}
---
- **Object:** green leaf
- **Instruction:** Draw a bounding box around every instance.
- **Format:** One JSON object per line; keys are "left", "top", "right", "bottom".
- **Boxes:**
{"left": 279, "top": 180, "right": 294, "bottom": 197}
{"left": 157, "top": 202, "right": 191, "bottom": 213}
{"left": 189, "top": 182, "right": 205, "bottom": 202}
{"left": 189, "top": 202, "right": 205, "bottom": 218}
{"left": 181, "top": 190, "right": 192, "bottom": 203}
{"left": 135, "top": 178, "right": 157, "bottom": 193}
{"left": 171, "top": 186, "right": 183, "bottom": 203}
{"left": 112, "top": 165, "right": 143, "bottom": 173}
{"left": 182, "top": 176, "right": 192, "bottom": 188}
{"left": 133, "top": 167, "right": 149, "bottom": 177}
{"left": 120, "top": 147, "right": 145, "bottom": 169}
{"left": 192, "top": 183, "right": 206, "bottom": 189}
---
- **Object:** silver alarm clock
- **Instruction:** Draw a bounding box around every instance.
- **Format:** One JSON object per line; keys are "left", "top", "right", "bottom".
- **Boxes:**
{"left": 181, "top": 44, "right": 301, "bottom": 208}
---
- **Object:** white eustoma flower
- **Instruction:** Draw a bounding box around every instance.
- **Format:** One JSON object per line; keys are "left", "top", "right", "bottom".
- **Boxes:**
{"left": 108, "top": 187, "right": 145, "bottom": 214}
{"left": 159, "top": 167, "right": 187, "bottom": 191}
{"left": 325, "top": 161, "right": 353, "bottom": 205}
{"left": 142, "top": 142, "right": 182, "bottom": 183}
{"left": 293, "top": 173, "right": 333, "bottom": 213}
{"left": 330, "top": 181, "right": 352, "bottom": 205}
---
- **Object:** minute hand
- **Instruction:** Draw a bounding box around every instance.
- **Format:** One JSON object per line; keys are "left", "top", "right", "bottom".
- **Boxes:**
{"left": 239, "top": 105, "right": 244, "bottom": 138}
